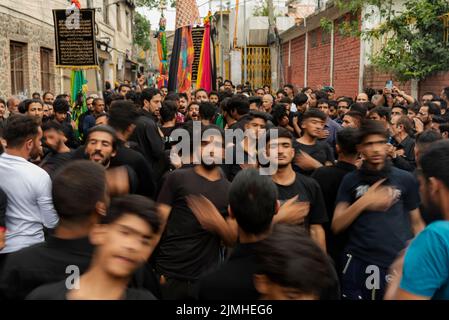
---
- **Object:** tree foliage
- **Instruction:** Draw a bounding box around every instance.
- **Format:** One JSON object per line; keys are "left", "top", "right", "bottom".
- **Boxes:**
{"left": 320, "top": 0, "right": 449, "bottom": 82}
{"left": 133, "top": 11, "right": 152, "bottom": 51}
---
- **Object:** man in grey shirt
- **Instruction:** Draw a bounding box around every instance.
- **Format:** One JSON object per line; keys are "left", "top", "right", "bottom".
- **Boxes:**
{"left": 0, "top": 115, "right": 58, "bottom": 261}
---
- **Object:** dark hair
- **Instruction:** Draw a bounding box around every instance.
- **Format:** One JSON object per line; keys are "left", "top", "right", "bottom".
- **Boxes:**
{"left": 209, "top": 91, "right": 219, "bottom": 98}
{"left": 407, "top": 103, "right": 420, "bottom": 115}
{"left": 392, "top": 104, "right": 408, "bottom": 115}
{"left": 118, "top": 83, "right": 131, "bottom": 92}
{"left": 439, "top": 123, "right": 449, "bottom": 136}
{"left": 229, "top": 169, "right": 277, "bottom": 234}
{"left": 293, "top": 93, "right": 308, "bottom": 107}
{"left": 199, "top": 102, "right": 216, "bottom": 121}
{"left": 337, "top": 98, "right": 352, "bottom": 107}
{"left": 32, "top": 92, "right": 41, "bottom": 98}
{"left": 92, "top": 98, "right": 104, "bottom": 107}
{"left": 302, "top": 108, "right": 327, "bottom": 122}
{"left": 301, "top": 87, "right": 312, "bottom": 93}
{"left": 271, "top": 104, "right": 289, "bottom": 126}
{"left": 420, "top": 140, "right": 449, "bottom": 189}
{"left": 443, "top": 87, "right": 449, "bottom": 100}
{"left": 369, "top": 106, "right": 391, "bottom": 122}
{"left": 3, "top": 115, "right": 40, "bottom": 148}
{"left": 422, "top": 92, "right": 436, "bottom": 100}
{"left": 160, "top": 101, "right": 177, "bottom": 123}
{"left": 249, "top": 96, "right": 262, "bottom": 108}
{"left": 224, "top": 79, "right": 233, "bottom": 86}
{"left": 276, "top": 89, "right": 287, "bottom": 96}
{"left": 337, "top": 128, "right": 359, "bottom": 155}
{"left": 86, "top": 125, "right": 118, "bottom": 151}
{"left": 164, "top": 92, "right": 179, "bottom": 102}
{"left": 279, "top": 97, "right": 292, "bottom": 104}
{"left": 350, "top": 103, "right": 368, "bottom": 117}
{"left": 52, "top": 160, "right": 106, "bottom": 223}
{"left": 41, "top": 120, "right": 64, "bottom": 133}
{"left": 125, "top": 91, "right": 140, "bottom": 105}
{"left": 424, "top": 102, "right": 441, "bottom": 116}
{"left": 358, "top": 119, "right": 389, "bottom": 143}
{"left": 53, "top": 98, "right": 70, "bottom": 114}
{"left": 226, "top": 94, "right": 249, "bottom": 116}
{"left": 178, "top": 92, "right": 188, "bottom": 100}
{"left": 317, "top": 99, "right": 329, "bottom": 106}
{"left": 416, "top": 130, "right": 442, "bottom": 147}
{"left": 247, "top": 110, "right": 268, "bottom": 122}
{"left": 283, "top": 84, "right": 294, "bottom": 90}
{"left": 266, "top": 126, "right": 293, "bottom": 144}
{"left": 395, "top": 116, "right": 414, "bottom": 136}
{"left": 102, "top": 194, "right": 161, "bottom": 233}
{"left": 255, "top": 224, "right": 340, "bottom": 299}
{"left": 23, "top": 99, "right": 43, "bottom": 113}
{"left": 195, "top": 88, "right": 207, "bottom": 96}
{"left": 314, "top": 90, "right": 328, "bottom": 101}
{"left": 55, "top": 94, "right": 69, "bottom": 100}
{"left": 43, "top": 92, "right": 54, "bottom": 100}
{"left": 0, "top": 98, "right": 6, "bottom": 107}
{"left": 108, "top": 100, "right": 140, "bottom": 132}
{"left": 95, "top": 113, "right": 109, "bottom": 121}
{"left": 343, "top": 111, "right": 363, "bottom": 128}
{"left": 140, "top": 88, "right": 161, "bottom": 106}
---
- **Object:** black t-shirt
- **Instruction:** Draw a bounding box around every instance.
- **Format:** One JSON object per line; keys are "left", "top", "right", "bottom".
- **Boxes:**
{"left": 26, "top": 280, "right": 157, "bottom": 300}
{"left": 275, "top": 172, "right": 328, "bottom": 230}
{"left": 40, "top": 151, "right": 74, "bottom": 179}
{"left": 336, "top": 167, "right": 420, "bottom": 268}
{"left": 198, "top": 243, "right": 260, "bottom": 300}
{"left": 311, "top": 161, "right": 357, "bottom": 263}
{"left": 155, "top": 167, "right": 230, "bottom": 281}
{"left": 293, "top": 140, "right": 335, "bottom": 175}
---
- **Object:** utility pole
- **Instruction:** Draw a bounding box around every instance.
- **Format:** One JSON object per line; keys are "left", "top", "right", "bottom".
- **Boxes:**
{"left": 220, "top": 0, "right": 224, "bottom": 79}
{"left": 267, "top": 0, "right": 277, "bottom": 90}
{"left": 243, "top": 0, "right": 247, "bottom": 84}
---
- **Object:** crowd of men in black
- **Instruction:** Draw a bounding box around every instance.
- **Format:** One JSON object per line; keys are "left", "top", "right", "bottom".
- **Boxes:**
{"left": 0, "top": 79, "right": 449, "bottom": 300}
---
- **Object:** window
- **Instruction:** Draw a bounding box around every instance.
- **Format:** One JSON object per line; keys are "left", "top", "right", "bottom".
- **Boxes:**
{"left": 10, "top": 41, "right": 26, "bottom": 95}
{"left": 103, "top": 0, "right": 109, "bottom": 24}
{"left": 321, "top": 29, "right": 331, "bottom": 44}
{"left": 116, "top": 3, "right": 122, "bottom": 32}
{"left": 310, "top": 30, "right": 317, "bottom": 48}
{"left": 126, "top": 11, "right": 129, "bottom": 36}
{"left": 40, "top": 48, "right": 52, "bottom": 92}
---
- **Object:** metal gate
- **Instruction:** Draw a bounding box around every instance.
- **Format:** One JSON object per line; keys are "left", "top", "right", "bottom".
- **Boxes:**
{"left": 243, "top": 46, "right": 271, "bottom": 89}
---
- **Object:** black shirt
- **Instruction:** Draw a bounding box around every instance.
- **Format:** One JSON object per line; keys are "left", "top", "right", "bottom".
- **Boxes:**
{"left": 392, "top": 135, "right": 416, "bottom": 172}
{"left": 275, "top": 172, "right": 328, "bottom": 230}
{"left": 293, "top": 140, "right": 335, "bottom": 175}
{"left": 0, "top": 235, "right": 93, "bottom": 300}
{"left": 197, "top": 243, "right": 260, "bottom": 300}
{"left": 40, "top": 151, "right": 74, "bottom": 179}
{"left": 26, "top": 280, "right": 157, "bottom": 300}
{"left": 0, "top": 234, "right": 161, "bottom": 300}
{"left": 311, "top": 161, "right": 357, "bottom": 261}
{"left": 129, "top": 109, "right": 165, "bottom": 181}
{"left": 336, "top": 166, "right": 420, "bottom": 268}
{"left": 111, "top": 140, "right": 157, "bottom": 199}
{"left": 155, "top": 167, "right": 230, "bottom": 281}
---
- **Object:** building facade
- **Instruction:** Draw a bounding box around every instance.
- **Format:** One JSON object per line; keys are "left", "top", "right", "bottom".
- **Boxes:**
{"left": 280, "top": 1, "right": 449, "bottom": 98}
{"left": 0, "top": 0, "right": 138, "bottom": 99}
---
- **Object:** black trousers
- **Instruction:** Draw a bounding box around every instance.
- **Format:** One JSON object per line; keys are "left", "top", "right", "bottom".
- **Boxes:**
{"left": 157, "top": 273, "right": 199, "bottom": 300}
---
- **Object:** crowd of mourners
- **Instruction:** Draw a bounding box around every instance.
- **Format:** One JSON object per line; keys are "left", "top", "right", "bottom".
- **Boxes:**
{"left": 1, "top": 77, "right": 449, "bottom": 300}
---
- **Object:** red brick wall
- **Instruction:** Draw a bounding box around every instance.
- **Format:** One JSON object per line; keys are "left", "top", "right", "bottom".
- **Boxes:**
{"left": 363, "top": 66, "right": 412, "bottom": 93}
{"left": 333, "top": 18, "right": 360, "bottom": 98}
{"left": 307, "top": 28, "right": 331, "bottom": 89}
{"left": 419, "top": 72, "right": 449, "bottom": 98}
{"left": 287, "top": 35, "right": 305, "bottom": 88}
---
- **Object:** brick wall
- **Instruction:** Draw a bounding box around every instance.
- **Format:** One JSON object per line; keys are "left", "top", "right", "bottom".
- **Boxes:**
{"left": 363, "top": 65, "right": 412, "bottom": 94}
{"left": 289, "top": 35, "right": 306, "bottom": 89}
{"left": 333, "top": 18, "right": 360, "bottom": 98}
{"left": 419, "top": 72, "right": 449, "bottom": 98}
{"left": 307, "top": 28, "right": 331, "bottom": 89}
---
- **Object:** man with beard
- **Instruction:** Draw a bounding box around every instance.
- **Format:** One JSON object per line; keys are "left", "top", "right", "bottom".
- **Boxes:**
{"left": 40, "top": 121, "right": 74, "bottom": 178}
{"left": 332, "top": 120, "right": 425, "bottom": 300}
{"left": 129, "top": 88, "right": 164, "bottom": 182}
{"left": 82, "top": 98, "right": 106, "bottom": 137}
{"left": 385, "top": 140, "right": 449, "bottom": 300}
{"left": 417, "top": 102, "right": 441, "bottom": 132}
{"left": 154, "top": 125, "right": 232, "bottom": 300}
{"left": 186, "top": 102, "right": 200, "bottom": 121}
{"left": 0, "top": 116, "right": 58, "bottom": 268}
